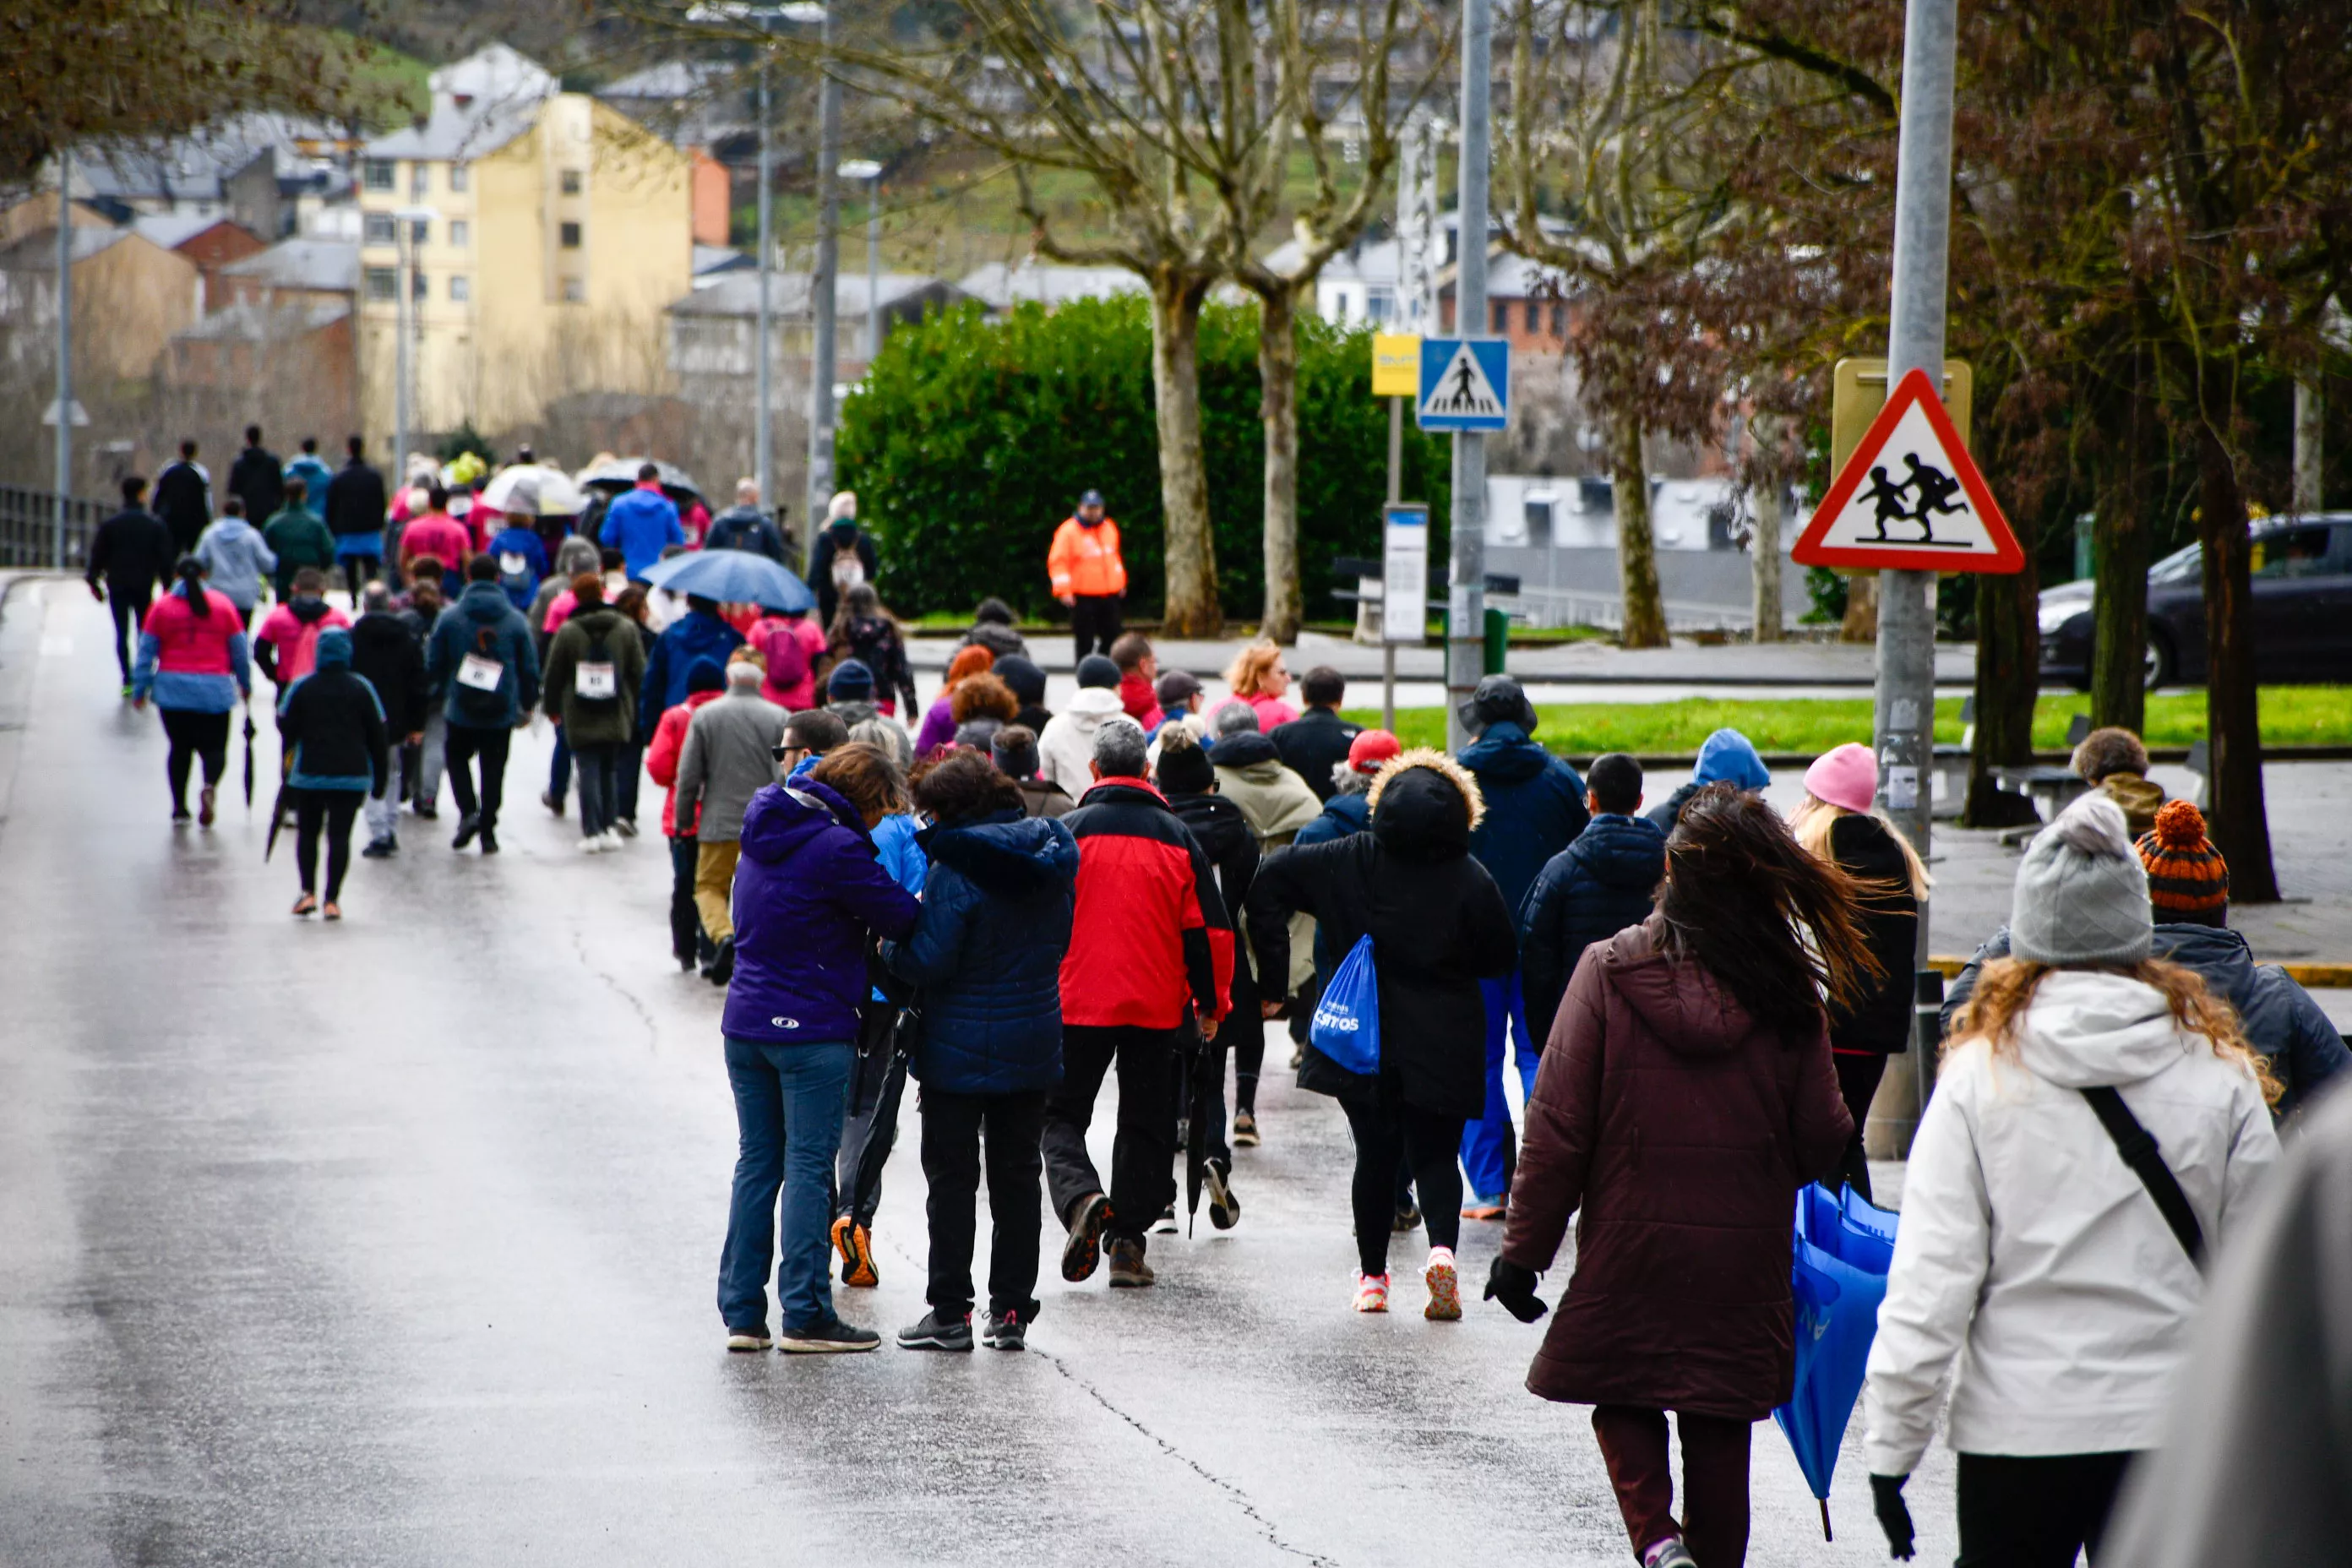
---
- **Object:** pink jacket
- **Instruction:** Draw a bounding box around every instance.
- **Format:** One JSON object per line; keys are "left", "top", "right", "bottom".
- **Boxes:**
{"left": 254, "top": 602, "right": 351, "bottom": 685}
{"left": 142, "top": 588, "right": 245, "bottom": 674}
{"left": 1211, "top": 692, "right": 1300, "bottom": 731}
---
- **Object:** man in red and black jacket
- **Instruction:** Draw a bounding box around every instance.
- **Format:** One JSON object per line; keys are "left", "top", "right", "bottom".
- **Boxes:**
{"left": 1046, "top": 717, "right": 1233, "bottom": 1292}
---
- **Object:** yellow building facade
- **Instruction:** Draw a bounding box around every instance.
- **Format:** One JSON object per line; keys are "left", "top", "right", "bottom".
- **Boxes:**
{"left": 357, "top": 52, "right": 691, "bottom": 450}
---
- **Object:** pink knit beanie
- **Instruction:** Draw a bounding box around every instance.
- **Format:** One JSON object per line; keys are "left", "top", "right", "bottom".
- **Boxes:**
{"left": 1804, "top": 742, "right": 1878, "bottom": 815}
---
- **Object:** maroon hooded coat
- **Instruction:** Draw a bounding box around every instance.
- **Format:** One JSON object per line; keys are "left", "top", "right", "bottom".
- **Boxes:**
{"left": 1500, "top": 916, "right": 1852, "bottom": 1419}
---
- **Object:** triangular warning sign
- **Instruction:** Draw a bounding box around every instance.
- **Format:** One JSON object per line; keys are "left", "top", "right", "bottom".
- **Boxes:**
{"left": 1422, "top": 341, "right": 1504, "bottom": 421}
{"left": 1794, "top": 368, "right": 2023, "bottom": 573}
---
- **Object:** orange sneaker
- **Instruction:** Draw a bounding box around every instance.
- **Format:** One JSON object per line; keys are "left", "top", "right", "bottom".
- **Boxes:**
{"left": 1424, "top": 1246, "right": 1462, "bottom": 1320}
{"left": 1353, "top": 1271, "right": 1391, "bottom": 1313}
{"left": 831, "top": 1215, "right": 879, "bottom": 1288}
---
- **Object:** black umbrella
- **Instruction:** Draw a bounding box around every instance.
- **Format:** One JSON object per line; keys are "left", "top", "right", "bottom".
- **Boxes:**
{"left": 263, "top": 777, "right": 291, "bottom": 863}
{"left": 242, "top": 703, "right": 256, "bottom": 807}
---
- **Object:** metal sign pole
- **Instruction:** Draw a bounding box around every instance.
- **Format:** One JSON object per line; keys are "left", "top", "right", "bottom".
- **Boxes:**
{"left": 805, "top": 8, "right": 841, "bottom": 569}
{"left": 1446, "top": 0, "right": 1493, "bottom": 753}
{"left": 754, "top": 55, "right": 774, "bottom": 510}
{"left": 53, "top": 147, "right": 72, "bottom": 571}
{"left": 1386, "top": 395, "right": 1403, "bottom": 731}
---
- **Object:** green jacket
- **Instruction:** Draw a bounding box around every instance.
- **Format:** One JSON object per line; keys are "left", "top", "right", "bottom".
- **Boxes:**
{"left": 263, "top": 506, "right": 337, "bottom": 598}
{"left": 541, "top": 606, "right": 648, "bottom": 746}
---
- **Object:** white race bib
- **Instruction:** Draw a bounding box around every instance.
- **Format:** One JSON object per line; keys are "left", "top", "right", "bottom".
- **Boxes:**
{"left": 498, "top": 552, "right": 528, "bottom": 576}
{"left": 575, "top": 661, "right": 617, "bottom": 700}
{"left": 457, "top": 652, "right": 504, "bottom": 692}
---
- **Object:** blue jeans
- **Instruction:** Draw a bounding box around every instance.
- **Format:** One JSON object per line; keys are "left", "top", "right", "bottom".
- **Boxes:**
{"left": 718, "top": 1036, "right": 853, "bottom": 1332}
{"left": 1461, "top": 971, "right": 1538, "bottom": 1200}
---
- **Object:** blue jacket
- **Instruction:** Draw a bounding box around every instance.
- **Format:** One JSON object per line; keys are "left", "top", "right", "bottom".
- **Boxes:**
{"left": 872, "top": 812, "right": 928, "bottom": 896}
{"left": 1293, "top": 787, "right": 1371, "bottom": 849}
{"left": 1517, "top": 813, "right": 1666, "bottom": 1039}
{"left": 885, "top": 811, "right": 1080, "bottom": 1094}
{"left": 723, "top": 780, "right": 923, "bottom": 1044}
{"left": 1945, "top": 922, "right": 2351, "bottom": 1117}
{"left": 1459, "top": 721, "right": 1588, "bottom": 917}
{"left": 426, "top": 580, "right": 540, "bottom": 727}
{"left": 599, "top": 485, "right": 685, "bottom": 580}
{"left": 486, "top": 525, "right": 551, "bottom": 610}
{"left": 640, "top": 607, "right": 745, "bottom": 737}
{"left": 284, "top": 454, "right": 334, "bottom": 520}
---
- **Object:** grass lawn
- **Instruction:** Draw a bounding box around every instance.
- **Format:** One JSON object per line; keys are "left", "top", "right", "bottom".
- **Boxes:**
{"left": 1344, "top": 687, "right": 2352, "bottom": 757}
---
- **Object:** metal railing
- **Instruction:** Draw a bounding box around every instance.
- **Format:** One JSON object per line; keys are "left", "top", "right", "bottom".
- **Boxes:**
{"left": 0, "top": 485, "right": 105, "bottom": 571}
{"left": 1500, "top": 583, "right": 1756, "bottom": 635}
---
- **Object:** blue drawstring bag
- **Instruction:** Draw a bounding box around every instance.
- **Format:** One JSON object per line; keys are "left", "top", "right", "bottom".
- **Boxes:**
{"left": 1309, "top": 934, "right": 1381, "bottom": 1075}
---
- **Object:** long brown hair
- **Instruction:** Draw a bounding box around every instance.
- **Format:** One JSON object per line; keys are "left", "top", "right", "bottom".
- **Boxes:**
{"left": 1951, "top": 956, "right": 2283, "bottom": 1106}
{"left": 1655, "top": 783, "right": 1881, "bottom": 1034}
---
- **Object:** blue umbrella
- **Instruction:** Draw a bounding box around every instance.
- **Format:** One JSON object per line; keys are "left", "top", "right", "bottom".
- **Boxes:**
{"left": 642, "top": 549, "right": 815, "bottom": 613}
{"left": 1773, "top": 1182, "right": 1898, "bottom": 1539}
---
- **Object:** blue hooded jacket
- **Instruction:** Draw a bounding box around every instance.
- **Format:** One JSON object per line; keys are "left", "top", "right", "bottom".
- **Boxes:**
{"left": 426, "top": 580, "right": 540, "bottom": 727}
{"left": 640, "top": 607, "right": 746, "bottom": 736}
{"left": 885, "top": 810, "right": 1080, "bottom": 1094}
{"left": 1459, "top": 720, "right": 1589, "bottom": 917}
{"left": 722, "top": 779, "right": 923, "bottom": 1045}
{"left": 1517, "top": 813, "right": 1667, "bottom": 1039}
{"left": 1646, "top": 727, "right": 1771, "bottom": 830}
{"left": 598, "top": 484, "right": 685, "bottom": 580}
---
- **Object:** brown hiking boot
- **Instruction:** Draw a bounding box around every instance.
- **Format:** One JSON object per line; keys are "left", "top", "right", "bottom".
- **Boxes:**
{"left": 1107, "top": 1238, "right": 1155, "bottom": 1288}
{"left": 1061, "top": 1192, "right": 1112, "bottom": 1282}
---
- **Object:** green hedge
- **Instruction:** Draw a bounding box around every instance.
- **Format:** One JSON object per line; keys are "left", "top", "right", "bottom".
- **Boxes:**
{"left": 838, "top": 295, "right": 1451, "bottom": 623}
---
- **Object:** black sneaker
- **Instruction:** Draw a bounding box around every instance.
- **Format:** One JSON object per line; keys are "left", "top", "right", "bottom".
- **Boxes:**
{"left": 980, "top": 1310, "right": 1027, "bottom": 1351}
{"left": 1392, "top": 1202, "right": 1422, "bottom": 1233}
{"left": 1232, "top": 1110, "right": 1260, "bottom": 1147}
{"left": 414, "top": 802, "right": 439, "bottom": 821}
{"left": 542, "top": 789, "right": 564, "bottom": 817}
{"left": 478, "top": 826, "right": 499, "bottom": 855}
{"left": 1061, "top": 1192, "right": 1111, "bottom": 1282}
{"left": 895, "top": 1309, "right": 973, "bottom": 1352}
{"left": 361, "top": 836, "right": 397, "bottom": 859}
{"left": 1206, "top": 1157, "right": 1241, "bottom": 1231}
{"left": 451, "top": 813, "right": 480, "bottom": 849}
{"left": 1152, "top": 1201, "right": 1179, "bottom": 1236}
{"left": 614, "top": 817, "right": 640, "bottom": 838}
{"left": 705, "top": 934, "right": 736, "bottom": 986}
{"left": 777, "top": 1315, "right": 880, "bottom": 1354}
{"left": 724, "top": 1324, "right": 772, "bottom": 1353}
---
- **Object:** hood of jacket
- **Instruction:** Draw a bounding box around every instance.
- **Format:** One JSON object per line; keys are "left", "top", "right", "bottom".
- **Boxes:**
{"left": 2011, "top": 969, "right": 2197, "bottom": 1089}
{"left": 739, "top": 777, "right": 871, "bottom": 865}
{"left": 1827, "top": 810, "right": 1912, "bottom": 885}
{"left": 1369, "top": 754, "right": 1482, "bottom": 861}
{"left": 1207, "top": 731, "right": 1277, "bottom": 769}
{"left": 1572, "top": 814, "right": 1669, "bottom": 889}
{"left": 1063, "top": 686, "right": 1124, "bottom": 727}
{"left": 1315, "top": 789, "right": 1372, "bottom": 836}
{"left": 1603, "top": 918, "right": 1764, "bottom": 1059}
{"left": 351, "top": 610, "right": 411, "bottom": 647}
{"left": 2150, "top": 922, "right": 2258, "bottom": 1011}
{"left": 457, "top": 580, "right": 514, "bottom": 623}
{"left": 1458, "top": 721, "right": 1556, "bottom": 787}
{"left": 1694, "top": 728, "right": 1772, "bottom": 790}
{"left": 710, "top": 504, "right": 764, "bottom": 531}
{"left": 553, "top": 537, "right": 601, "bottom": 579}
{"left": 923, "top": 809, "right": 1079, "bottom": 898}
{"left": 565, "top": 605, "right": 629, "bottom": 641}
{"left": 211, "top": 516, "right": 261, "bottom": 544}
{"left": 313, "top": 627, "right": 353, "bottom": 670}
{"left": 290, "top": 594, "right": 334, "bottom": 624}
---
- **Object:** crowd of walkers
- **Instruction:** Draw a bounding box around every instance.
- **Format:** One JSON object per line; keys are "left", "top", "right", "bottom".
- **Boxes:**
{"left": 84, "top": 433, "right": 2352, "bottom": 1565}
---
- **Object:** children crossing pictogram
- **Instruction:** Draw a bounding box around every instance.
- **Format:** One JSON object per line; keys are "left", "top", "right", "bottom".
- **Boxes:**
{"left": 1793, "top": 368, "right": 2023, "bottom": 573}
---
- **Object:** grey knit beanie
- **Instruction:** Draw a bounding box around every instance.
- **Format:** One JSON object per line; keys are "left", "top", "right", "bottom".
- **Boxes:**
{"left": 2011, "top": 793, "right": 2154, "bottom": 966}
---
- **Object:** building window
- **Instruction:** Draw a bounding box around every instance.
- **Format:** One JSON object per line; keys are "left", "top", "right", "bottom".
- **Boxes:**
{"left": 1491, "top": 300, "right": 1509, "bottom": 332}
{"left": 412, "top": 270, "right": 428, "bottom": 301}
{"left": 363, "top": 211, "right": 395, "bottom": 245}
{"left": 365, "top": 267, "right": 397, "bottom": 302}
{"left": 450, "top": 275, "right": 471, "bottom": 302}
{"left": 560, "top": 221, "right": 582, "bottom": 249}
{"left": 449, "top": 220, "right": 469, "bottom": 248}
{"left": 561, "top": 278, "right": 585, "bottom": 302}
{"left": 1550, "top": 302, "right": 1566, "bottom": 336}
{"left": 409, "top": 217, "right": 429, "bottom": 247}
{"left": 362, "top": 159, "right": 395, "bottom": 193}
{"left": 449, "top": 163, "right": 469, "bottom": 193}
{"left": 410, "top": 163, "right": 429, "bottom": 198}
{"left": 561, "top": 170, "right": 583, "bottom": 196}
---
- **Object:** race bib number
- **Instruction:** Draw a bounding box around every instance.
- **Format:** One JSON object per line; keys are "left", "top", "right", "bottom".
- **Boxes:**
{"left": 457, "top": 653, "right": 504, "bottom": 692}
{"left": 498, "top": 552, "right": 528, "bottom": 576}
{"left": 575, "top": 661, "right": 617, "bottom": 700}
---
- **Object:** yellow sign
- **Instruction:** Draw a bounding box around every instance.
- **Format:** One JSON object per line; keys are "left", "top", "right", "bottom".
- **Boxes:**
{"left": 1371, "top": 333, "right": 1421, "bottom": 398}
{"left": 1832, "top": 357, "right": 1972, "bottom": 475}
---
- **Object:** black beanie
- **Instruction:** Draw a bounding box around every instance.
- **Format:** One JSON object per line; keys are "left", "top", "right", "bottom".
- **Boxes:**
{"left": 1155, "top": 732, "right": 1216, "bottom": 796}
{"left": 1075, "top": 654, "right": 1121, "bottom": 689}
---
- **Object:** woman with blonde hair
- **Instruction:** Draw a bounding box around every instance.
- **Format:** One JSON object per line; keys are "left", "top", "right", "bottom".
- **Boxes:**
{"left": 1213, "top": 640, "right": 1300, "bottom": 730}
{"left": 1788, "top": 742, "right": 1930, "bottom": 1200}
{"left": 1862, "top": 792, "right": 2280, "bottom": 1567}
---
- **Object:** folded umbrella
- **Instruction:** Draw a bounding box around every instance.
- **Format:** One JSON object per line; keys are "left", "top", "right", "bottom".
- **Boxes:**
{"left": 1181, "top": 1021, "right": 1215, "bottom": 1236}
{"left": 642, "top": 549, "right": 815, "bottom": 613}
{"left": 242, "top": 704, "right": 256, "bottom": 807}
{"left": 263, "top": 777, "right": 291, "bottom": 863}
{"left": 1773, "top": 1182, "right": 1898, "bottom": 1539}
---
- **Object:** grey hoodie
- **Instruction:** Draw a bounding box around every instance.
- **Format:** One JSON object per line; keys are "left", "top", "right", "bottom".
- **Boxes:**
{"left": 193, "top": 515, "right": 279, "bottom": 612}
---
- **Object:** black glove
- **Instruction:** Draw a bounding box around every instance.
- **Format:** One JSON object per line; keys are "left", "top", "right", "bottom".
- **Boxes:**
{"left": 1870, "top": 1473, "right": 1915, "bottom": 1560}
{"left": 1483, "top": 1257, "right": 1548, "bottom": 1323}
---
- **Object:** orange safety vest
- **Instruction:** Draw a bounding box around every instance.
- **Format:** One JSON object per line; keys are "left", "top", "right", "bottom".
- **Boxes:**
{"left": 1047, "top": 515, "right": 1128, "bottom": 598}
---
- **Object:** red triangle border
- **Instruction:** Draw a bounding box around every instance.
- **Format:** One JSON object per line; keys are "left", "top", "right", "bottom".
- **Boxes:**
{"left": 1792, "top": 367, "right": 2024, "bottom": 574}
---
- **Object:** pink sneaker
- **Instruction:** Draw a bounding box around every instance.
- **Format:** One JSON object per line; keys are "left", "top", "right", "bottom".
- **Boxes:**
{"left": 1352, "top": 1271, "right": 1391, "bottom": 1313}
{"left": 1424, "top": 1246, "right": 1462, "bottom": 1320}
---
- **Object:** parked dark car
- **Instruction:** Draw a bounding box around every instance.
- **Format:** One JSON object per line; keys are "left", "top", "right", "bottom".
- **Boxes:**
{"left": 2039, "top": 515, "right": 2352, "bottom": 689}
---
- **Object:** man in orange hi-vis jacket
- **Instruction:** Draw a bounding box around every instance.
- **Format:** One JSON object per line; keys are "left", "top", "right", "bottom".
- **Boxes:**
{"left": 1046, "top": 489, "right": 1128, "bottom": 662}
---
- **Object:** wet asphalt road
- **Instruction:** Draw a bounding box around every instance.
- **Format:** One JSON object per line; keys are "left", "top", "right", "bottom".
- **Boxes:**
{"left": 0, "top": 581, "right": 1957, "bottom": 1567}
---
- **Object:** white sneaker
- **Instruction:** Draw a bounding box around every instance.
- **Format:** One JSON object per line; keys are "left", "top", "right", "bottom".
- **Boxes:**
{"left": 1352, "top": 1271, "right": 1390, "bottom": 1313}
{"left": 1424, "top": 1245, "right": 1462, "bottom": 1320}
{"left": 577, "top": 836, "right": 603, "bottom": 855}
{"left": 600, "top": 829, "right": 623, "bottom": 851}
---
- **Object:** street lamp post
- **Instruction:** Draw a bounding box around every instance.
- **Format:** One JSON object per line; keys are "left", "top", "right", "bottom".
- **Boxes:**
{"left": 838, "top": 160, "right": 882, "bottom": 362}
{"left": 806, "top": 5, "right": 842, "bottom": 565}
{"left": 391, "top": 204, "right": 437, "bottom": 493}
{"left": 53, "top": 147, "right": 73, "bottom": 571}
{"left": 1446, "top": 0, "right": 1494, "bottom": 752}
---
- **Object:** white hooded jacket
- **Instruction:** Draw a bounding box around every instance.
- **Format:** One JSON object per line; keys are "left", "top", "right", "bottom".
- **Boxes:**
{"left": 1862, "top": 969, "right": 2279, "bottom": 1474}
{"left": 1035, "top": 687, "right": 1127, "bottom": 799}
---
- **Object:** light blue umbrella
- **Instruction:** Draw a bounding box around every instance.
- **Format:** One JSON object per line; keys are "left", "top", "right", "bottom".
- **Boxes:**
{"left": 641, "top": 550, "right": 815, "bottom": 613}
{"left": 1774, "top": 1182, "right": 1898, "bottom": 1539}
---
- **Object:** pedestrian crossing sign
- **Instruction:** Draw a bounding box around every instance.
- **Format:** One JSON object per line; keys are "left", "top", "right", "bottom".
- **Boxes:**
{"left": 1417, "top": 337, "right": 1511, "bottom": 432}
{"left": 1793, "top": 367, "right": 2023, "bottom": 573}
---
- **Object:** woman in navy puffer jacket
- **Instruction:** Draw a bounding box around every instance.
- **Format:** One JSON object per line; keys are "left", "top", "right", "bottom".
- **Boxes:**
{"left": 716, "top": 742, "right": 920, "bottom": 1356}
{"left": 883, "top": 752, "right": 1078, "bottom": 1353}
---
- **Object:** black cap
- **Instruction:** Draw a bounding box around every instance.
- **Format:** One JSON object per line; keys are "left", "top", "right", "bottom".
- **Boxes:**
{"left": 1079, "top": 489, "right": 1104, "bottom": 508}
{"left": 1456, "top": 673, "right": 1538, "bottom": 736}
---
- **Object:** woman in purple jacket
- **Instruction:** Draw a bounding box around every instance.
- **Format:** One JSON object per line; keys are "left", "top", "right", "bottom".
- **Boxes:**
{"left": 717, "top": 742, "right": 921, "bottom": 1356}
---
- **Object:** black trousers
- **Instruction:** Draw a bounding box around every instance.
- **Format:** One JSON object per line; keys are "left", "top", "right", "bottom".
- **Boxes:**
{"left": 108, "top": 590, "right": 151, "bottom": 682}
{"left": 835, "top": 1051, "right": 906, "bottom": 1228}
{"left": 159, "top": 707, "right": 231, "bottom": 813}
{"left": 668, "top": 835, "right": 710, "bottom": 965}
{"left": 1957, "top": 1451, "right": 2138, "bottom": 1567}
{"left": 444, "top": 723, "right": 511, "bottom": 828}
{"left": 1070, "top": 594, "right": 1123, "bottom": 662}
{"left": 921, "top": 1087, "right": 1048, "bottom": 1320}
{"left": 1833, "top": 1051, "right": 1890, "bottom": 1202}
{"left": 1041, "top": 1023, "right": 1176, "bottom": 1250}
{"left": 295, "top": 789, "right": 363, "bottom": 900}
{"left": 1339, "top": 1097, "right": 1464, "bottom": 1276}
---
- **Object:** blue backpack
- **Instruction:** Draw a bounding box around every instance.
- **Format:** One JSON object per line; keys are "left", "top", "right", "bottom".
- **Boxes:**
{"left": 1309, "top": 934, "right": 1381, "bottom": 1075}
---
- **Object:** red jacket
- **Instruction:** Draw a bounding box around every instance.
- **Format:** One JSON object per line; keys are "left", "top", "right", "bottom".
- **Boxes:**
{"left": 1059, "top": 777, "right": 1233, "bottom": 1029}
{"left": 1501, "top": 917, "right": 1852, "bottom": 1419}
{"left": 1118, "top": 673, "right": 1163, "bottom": 729}
{"left": 647, "top": 689, "right": 721, "bottom": 836}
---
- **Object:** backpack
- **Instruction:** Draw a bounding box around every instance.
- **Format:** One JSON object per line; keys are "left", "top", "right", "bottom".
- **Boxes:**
{"left": 573, "top": 627, "right": 621, "bottom": 711}
{"left": 1309, "top": 935, "right": 1381, "bottom": 1075}
{"left": 449, "top": 622, "right": 513, "bottom": 724}
{"left": 755, "top": 618, "right": 811, "bottom": 692}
